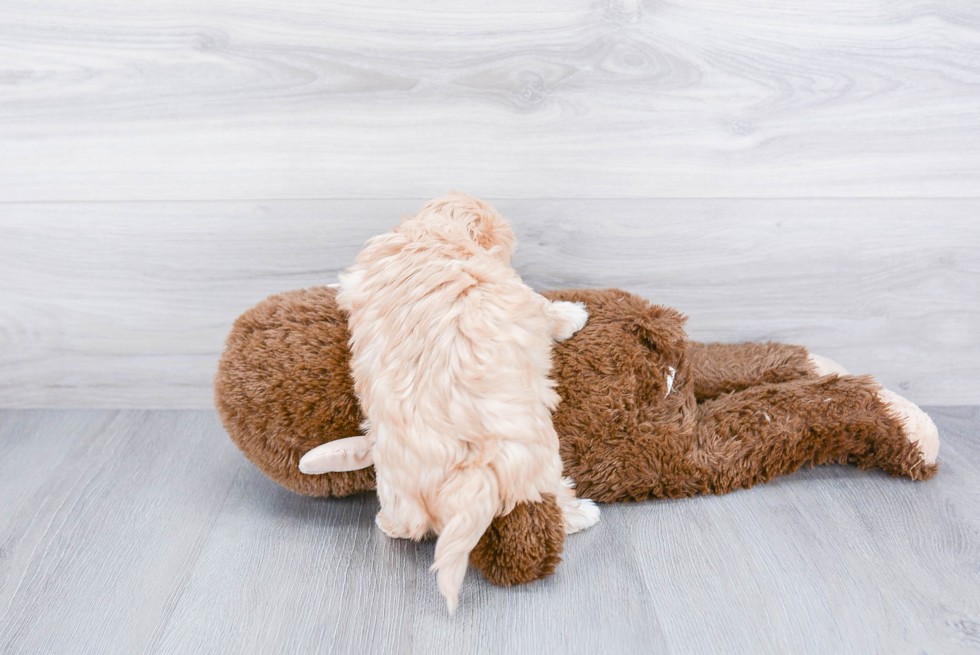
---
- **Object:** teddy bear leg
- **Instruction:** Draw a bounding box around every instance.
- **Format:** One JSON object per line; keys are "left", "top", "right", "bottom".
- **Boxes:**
{"left": 689, "top": 374, "right": 939, "bottom": 495}
{"left": 687, "top": 341, "right": 815, "bottom": 400}
{"left": 469, "top": 496, "right": 565, "bottom": 586}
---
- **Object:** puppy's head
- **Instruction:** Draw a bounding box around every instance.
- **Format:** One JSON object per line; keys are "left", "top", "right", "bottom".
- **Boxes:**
{"left": 414, "top": 191, "right": 516, "bottom": 263}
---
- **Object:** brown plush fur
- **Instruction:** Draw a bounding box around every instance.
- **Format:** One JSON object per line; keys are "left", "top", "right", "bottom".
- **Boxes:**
{"left": 542, "top": 289, "right": 937, "bottom": 504}
{"left": 214, "top": 286, "right": 373, "bottom": 498}
{"left": 469, "top": 493, "right": 565, "bottom": 586}
{"left": 687, "top": 341, "right": 815, "bottom": 400}
{"left": 215, "top": 286, "right": 938, "bottom": 585}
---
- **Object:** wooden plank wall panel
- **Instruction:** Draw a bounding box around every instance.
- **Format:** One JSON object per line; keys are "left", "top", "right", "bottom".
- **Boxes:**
{"left": 2, "top": 0, "right": 978, "bottom": 408}
{"left": 1, "top": 199, "right": 977, "bottom": 408}
{"left": 2, "top": 0, "right": 979, "bottom": 201}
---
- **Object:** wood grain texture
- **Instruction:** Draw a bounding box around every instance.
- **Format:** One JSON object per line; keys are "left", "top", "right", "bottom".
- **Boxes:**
{"left": 0, "top": 410, "right": 245, "bottom": 655}
{"left": 1, "top": 0, "right": 979, "bottom": 201}
{"left": 0, "top": 408, "right": 977, "bottom": 654}
{"left": 1, "top": 199, "right": 977, "bottom": 407}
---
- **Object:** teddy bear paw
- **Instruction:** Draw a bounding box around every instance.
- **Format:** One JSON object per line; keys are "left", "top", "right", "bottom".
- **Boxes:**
{"left": 877, "top": 387, "right": 940, "bottom": 465}
{"left": 808, "top": 353, "right": 850, "bottom": 377}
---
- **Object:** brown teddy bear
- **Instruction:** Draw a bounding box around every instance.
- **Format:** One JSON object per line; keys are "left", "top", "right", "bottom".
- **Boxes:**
{"left": 214, "top": 285, "right": 939, "bottom": 587}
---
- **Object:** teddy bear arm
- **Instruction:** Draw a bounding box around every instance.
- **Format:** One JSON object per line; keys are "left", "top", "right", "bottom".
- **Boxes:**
{"left": 298, "top": 436, "right": 373, "bottom": 474}
{"left": 686, "top": 341, "right": 815, "bottom": 401}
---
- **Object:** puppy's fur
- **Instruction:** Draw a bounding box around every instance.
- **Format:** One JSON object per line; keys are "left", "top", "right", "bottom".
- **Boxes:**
{"left": 337, "top": 192, "right": 599, "bottom": 611}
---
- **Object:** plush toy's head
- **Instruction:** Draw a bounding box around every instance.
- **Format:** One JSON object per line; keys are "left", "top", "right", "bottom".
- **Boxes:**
{"left": 214, "top": 285, "right": 374, "bottom": 498}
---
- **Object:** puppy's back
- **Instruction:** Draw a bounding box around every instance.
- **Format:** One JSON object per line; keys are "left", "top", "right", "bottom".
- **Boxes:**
{"left": 340, "top": 207, "right": 563, "bottom": 611}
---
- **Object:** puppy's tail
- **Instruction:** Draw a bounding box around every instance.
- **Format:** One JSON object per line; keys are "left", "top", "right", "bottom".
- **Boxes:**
{"left": 430, "top": 472, "right": 499, "bottom": 613}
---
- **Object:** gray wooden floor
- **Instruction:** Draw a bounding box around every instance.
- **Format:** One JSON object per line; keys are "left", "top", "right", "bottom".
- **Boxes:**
{"left": 1, "top": 408, "right": 977, "bottom": 654}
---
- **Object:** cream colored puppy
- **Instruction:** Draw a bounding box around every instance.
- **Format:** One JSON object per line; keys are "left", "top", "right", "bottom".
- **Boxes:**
{"left": 336, "top": 192, "right": 599, "bottom": 612}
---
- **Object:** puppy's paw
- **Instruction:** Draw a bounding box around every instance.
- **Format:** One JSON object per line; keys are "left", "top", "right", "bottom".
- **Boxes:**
{"left": 556, "top": 478, "right": 599, "bottom": 533}
{"left": 551, "top": 301, "right": 589, "bottom": 342}
{"left": 375, "top": 511, "right": 415, "bottom": 540}
{"left": 337, "top": 268, "right": 366, "bottom": 294}
{"left": 562, "top": 497, "right": 600, "bottom": 534}
{"left": 877, "top": 387, "right": 940, "bottom": 465}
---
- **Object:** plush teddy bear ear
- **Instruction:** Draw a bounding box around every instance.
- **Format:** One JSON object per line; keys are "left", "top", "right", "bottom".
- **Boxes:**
{"left": 298, "top": 436, "right": 373, "bottom": 474}
{"left": 629, "top": 304, "right": 689, "bottom": 355}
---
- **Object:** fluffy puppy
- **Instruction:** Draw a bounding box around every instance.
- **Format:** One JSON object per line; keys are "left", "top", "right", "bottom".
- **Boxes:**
{"left": 336, "top": 192, "right": 599, "bottom": 611}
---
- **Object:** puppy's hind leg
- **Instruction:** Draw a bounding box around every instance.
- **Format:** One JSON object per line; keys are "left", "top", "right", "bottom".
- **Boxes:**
{"left": 375, "top": 509, "right": 428, "bottom": 541}
{"left": 375, "top": 488, "right": 430, "bottom": 541}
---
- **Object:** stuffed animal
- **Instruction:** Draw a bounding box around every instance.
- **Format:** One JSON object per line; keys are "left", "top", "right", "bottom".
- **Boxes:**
{"left": 214, "top": 285, "right": 939, "bottom": 588}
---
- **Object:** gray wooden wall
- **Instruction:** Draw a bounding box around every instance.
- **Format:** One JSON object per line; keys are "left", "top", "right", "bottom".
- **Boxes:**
{"left": 1, "top": 0, "right": 978, "bottom": 407}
